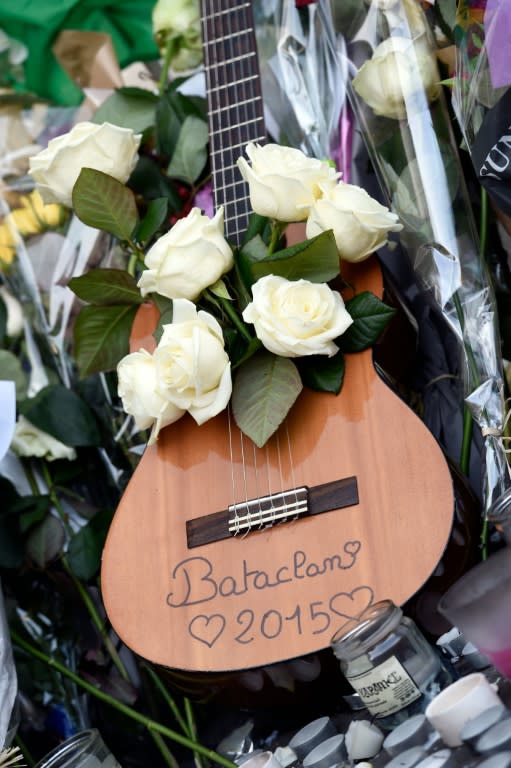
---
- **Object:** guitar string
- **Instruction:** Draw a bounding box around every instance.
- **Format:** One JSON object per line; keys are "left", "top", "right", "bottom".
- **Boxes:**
{"left": 202, "top": 2, "right": 240, "bottom": 534}
{"left": 204, "top": 1, "right": 299, "bottom": 535}
{"left": 227, "top": 0, "right": 256, "bottom": 537}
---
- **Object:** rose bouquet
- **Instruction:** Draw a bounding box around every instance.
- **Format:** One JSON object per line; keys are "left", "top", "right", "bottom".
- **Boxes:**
{"left": 27, "top": 123, "right": 401, "bottom": 450}
{"left": 339, "top": 0, "right": 507, "bottom": 549}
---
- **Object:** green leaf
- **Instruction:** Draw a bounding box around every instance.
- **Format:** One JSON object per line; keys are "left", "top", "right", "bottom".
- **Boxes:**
{"left": 69, "top": 268, "right": 144, "bottom": 306}
{"left": 240, "top": 230, "right": 340, "bottom": 286}
{"left": 74, "top": 304, "right": 139, "bottom": 377}
{"left": 21, "top": 384, "right": 101, "bottom": 446}
{"left": 0, "top": 349, "right": 28, "bottom": 400}
{"left": 232, "top": 351, "right": 302, "bottom": 447}
{"left": 242, "top": 213, "right": 271, "bottom": 247}
{"left": 129, "top": 155, "right": 183, "bottom": 210}
{"left": 17, "top": 495, "right": 52, "bottom": 532}
{"left": 135, "top": 198, "right": 169, "bottom": 244}
{"left": 92, "top": 88, "right": 158, "bottom": 133}
{"left": 156, "top": 93, "right": 183, "bottom": 157}
{"left": 67, "top": 508, "right": 113, "bottom": 580}
{"left": 26, "top": 515, "right": 66, "bottom": 568}
{"left": 167, "top": 115, "right": 209, "bottom": 183}
{"left": 72, "top": 168, "right": 139, "bottom": 240}
{"left": 298, "top": 351, "right": 346, "bottom": 394}
{"left": 340, "top": 292, "right": 396, "bottom": 353}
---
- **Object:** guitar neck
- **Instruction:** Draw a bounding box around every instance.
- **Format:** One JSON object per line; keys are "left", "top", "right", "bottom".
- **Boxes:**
{"left": 200, "top": 0, "right": 266, "bottom": 244}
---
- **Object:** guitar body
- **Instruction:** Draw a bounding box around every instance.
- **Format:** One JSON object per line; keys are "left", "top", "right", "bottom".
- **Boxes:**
{"left": 101, "top": 257, "right": 454, "bottom": 672}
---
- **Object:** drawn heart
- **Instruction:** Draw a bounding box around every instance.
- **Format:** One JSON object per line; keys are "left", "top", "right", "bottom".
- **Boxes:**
{"left": 189, "top": 614, "right": 226, "bottom": 647}
{"left": 330, "top": 586, "right": 374, "bottom": 620}
{"left": 344, "top": 540, "right": 361, "bottom": 556}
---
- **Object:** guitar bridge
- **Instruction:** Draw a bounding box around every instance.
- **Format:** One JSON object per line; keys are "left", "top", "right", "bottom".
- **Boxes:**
{"left": 186, "top": 476, "right": 358, "bottom": 549}
{"left": 228, "top": 487, "right": 308, "bottom": 535}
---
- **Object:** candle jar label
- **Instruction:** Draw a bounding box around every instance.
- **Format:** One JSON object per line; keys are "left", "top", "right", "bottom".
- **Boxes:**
{"left": 346, "top": 655, "right": 422, "bottom": 717}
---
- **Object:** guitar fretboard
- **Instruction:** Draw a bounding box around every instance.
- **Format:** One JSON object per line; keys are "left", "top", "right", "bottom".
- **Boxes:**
{"left": 200, "top": 0, "right": 267, "bottom": 244}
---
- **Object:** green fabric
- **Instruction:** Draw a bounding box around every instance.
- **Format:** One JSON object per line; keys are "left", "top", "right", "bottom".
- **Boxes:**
{"left": 0, "top": 0, "right": 160, "bottom": 105}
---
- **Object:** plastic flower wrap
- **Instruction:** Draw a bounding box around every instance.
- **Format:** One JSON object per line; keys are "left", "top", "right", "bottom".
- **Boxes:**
{"left": 253, "top": 0, "right": 345, "bottom": 161}
{"left": 342, "top": 0, "right": 507, "bottom": 531}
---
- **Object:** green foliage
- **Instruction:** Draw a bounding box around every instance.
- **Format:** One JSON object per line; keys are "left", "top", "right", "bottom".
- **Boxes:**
{"left": 69, "top": 269, "right": 145, "bottom": 306}
{"left": 73, "top": 169, "right": 139, "bottom": 240}
{"left": 339, "top": 291, "right": 396, "bottom": 353}
{"left": 232, "top": 351, "right": 303, "bottom": 447}
{"left": 92, "top": 87, "right": 159, "bottom": 133}
{"left": 19, "top": 385, "right": 101, "bottom": 446}
{"left": 167, "top": 115, "right": 209, "bottom": 184}
{"left": 239, "top": 230, "right": 340, "bottom": 287}
{"left": 0, "top": 350, "right": 28, "bottom": 400}
{"left": 67, "top": 508, "right": 113, "bottom": 580}
{"left": 73, "top": 304, "right": 139, "bottom": 377}
{"left": 298, "top": 350, "right": 346, "bottom": 394}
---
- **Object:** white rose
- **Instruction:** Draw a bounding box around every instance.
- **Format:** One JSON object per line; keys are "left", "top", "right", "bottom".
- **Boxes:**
{"left": 0, "top": 286, "right": 23, "bottom": 337}
{"left": 137, "top": 207, "right": 233, "bottom": 301}
{"left": 152, "top": 0, "right": 202, "bottom": 71}
{"left": 117, "top": 348, "right": 185, "bottom": 443}
{"left": 237, "top": 142, "right": 339, "bottom": 222}
{"left": 154, "top": 299, "right": 232, "bottom": 425}
{"left": 352, "top": 35, "right": 440, "bottom": 120}
{"left": 29, "top": 122, "right": 142, "bottom": 207}
{"left": 153, "top": 0, "right": 199, "bottom": 38}
{"left": 11, "top": 415, "right": 76, "bottom": 461}
{"left": 306, "top": 181, "right": 403, "bottom": 262}
{"left": 242, "top": 275, "right": 353, "bottom": 357}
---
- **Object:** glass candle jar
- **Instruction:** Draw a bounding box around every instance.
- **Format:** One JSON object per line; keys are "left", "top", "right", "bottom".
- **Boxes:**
{"left": 33, "top": 730, "right": 121, "bottom": 768}
{"left": 330, "top": 599, "right": 451, "bottom": 729}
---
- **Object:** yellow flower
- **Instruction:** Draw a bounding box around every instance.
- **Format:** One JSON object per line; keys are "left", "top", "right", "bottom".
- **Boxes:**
{"left": 0, "top": 221, "right": 18, "bottom": 266}
{"left": 0, "top": 190, "right": 66, "bottom": 269}
{"left": 6, "top": 190, "right": 65, "bottom": 236}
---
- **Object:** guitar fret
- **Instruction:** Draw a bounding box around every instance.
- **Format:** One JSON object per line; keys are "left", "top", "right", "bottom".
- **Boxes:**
{"left": 212, "top": 117, "right": 264, "bottom": 135}
{"left": 203, "top": 28, "right": 254, "bottom": 46}
{"left": 201, "top": 3, "right": 250, "bottom": 21}
{"left": 207, "top": 73, "right": 260, "bottom": 92}
{"left": 211, "top": 138, "right": 266, "bottom": 156}
{"left": 210, "top": 95, "right": 262, "bottom": 115}
{"left": 201, "top": 0, "right": 265, "bottom": 242}
{"left": 207, "top": 51, "right": 257, "bottom": 68}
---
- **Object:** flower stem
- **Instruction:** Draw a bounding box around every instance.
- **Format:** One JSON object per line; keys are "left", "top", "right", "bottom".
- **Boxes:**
{"left": 267, "top": 221, "right": 285, "bottom": 255}
{"left": 158, "top": 37, "right": 178, "bottom": 95}
{"left": 204, "top": 290, "right": 253, "bottom": 342}
{"left": 149, "top": 731, "right": 179, "bottom": 768}
{"left": 63, "top": 560, "right": 130, "bottom": 682}
{"left": 142, "top": 664, "right": 189, "bottom": 736}
{"left": 11, "top": 630, "right": 237, "bottom": 768}
{"left": 185, "top": 698, "right": 209, "bottom": 768}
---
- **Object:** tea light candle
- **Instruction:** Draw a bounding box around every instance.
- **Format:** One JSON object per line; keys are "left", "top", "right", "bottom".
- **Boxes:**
{"left": 302, "top": 734, "right": 346, "bottom": 768}
{"left": 477, "top": 752, "right": 511, "bottom": 768}
{"left": 384, "top": 745, "right": 427, "bottom": 768}
{"left": 425, "top": 672, "right": 503, "bottom": 746}
{"left": 476, "top": 719, "right": 511, "bottom": 755}
{"left": 383, "top": 714, "right": 433, "bottom": 756}
{"left": 460, "top": 704, "right": 509, "bottom": 748}
{"left": 288, "top": 717, "right": 337, "bottom": 761}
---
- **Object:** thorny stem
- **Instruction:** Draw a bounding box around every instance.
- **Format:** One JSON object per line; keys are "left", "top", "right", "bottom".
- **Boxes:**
{"left": 11, "top": 631, "right": 237, "bottom": 768}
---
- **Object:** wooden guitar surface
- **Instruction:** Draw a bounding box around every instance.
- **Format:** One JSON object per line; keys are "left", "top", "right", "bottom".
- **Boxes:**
{"left": 101, "top": 257, "right": 454, "bottom": 672}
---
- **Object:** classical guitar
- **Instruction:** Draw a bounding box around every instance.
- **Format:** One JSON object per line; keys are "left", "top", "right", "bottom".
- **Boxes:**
{"left": 101, "top": 0, "right": 454, "bottom": 673}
